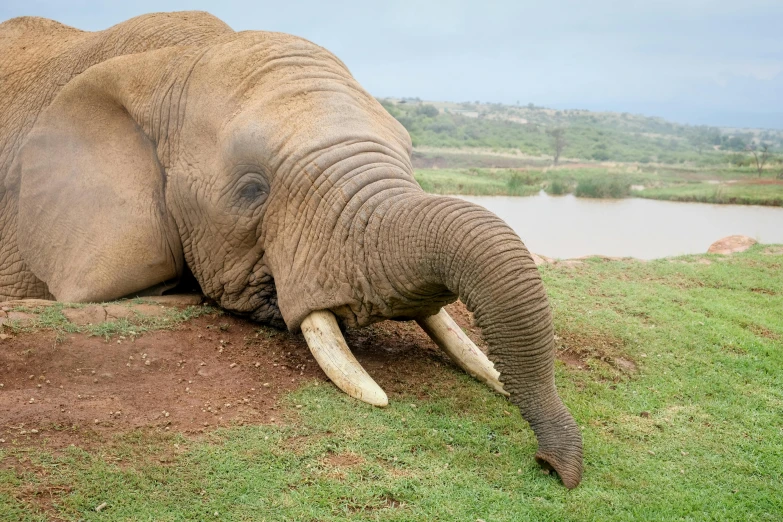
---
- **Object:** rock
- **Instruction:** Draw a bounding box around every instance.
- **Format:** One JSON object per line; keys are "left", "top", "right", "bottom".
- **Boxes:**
{"left": 0, "top": 299, "right": 57, "bottom": 309}
{"left": 707, "top": 235, "right": 757, "bottom": 255}
{"left": 139, "top": 294, "right": 203, "bottom": 307}
{"left": 129, "top": 304, "right": 170, "bottom": 317}
{"left": 104, "top": 305, "right": 135, "bottom": 320}
{"left": 6, "top": 311, "right": 35, "bottom": 325}
{"left": 62, "top": 306, "right": 107, "bottom": 326}
{"left": 531, "top": 253, "right": 554, "bottom": 266}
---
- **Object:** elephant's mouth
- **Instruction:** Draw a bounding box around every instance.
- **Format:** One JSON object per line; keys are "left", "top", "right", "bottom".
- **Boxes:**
{"left": 248, "top": 283, "right": 285, "bottom": 329}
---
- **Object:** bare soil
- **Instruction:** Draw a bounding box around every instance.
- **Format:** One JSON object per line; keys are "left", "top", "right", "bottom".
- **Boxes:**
{"left": 0, "top": 301, "right": 486, "bottom": 449}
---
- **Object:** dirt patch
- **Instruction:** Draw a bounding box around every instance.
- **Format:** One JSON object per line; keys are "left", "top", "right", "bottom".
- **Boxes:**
{"left": 0, "top": 301, "right": 485, "bottom": 450}
{"left": 555, "top": 331, "right": 636, "bottom": 378}
{"left": 748, "top": 324, "right": 780, "bottom": 341}
{"left": 324, "top": 451, "right": 365, "bottom": 468}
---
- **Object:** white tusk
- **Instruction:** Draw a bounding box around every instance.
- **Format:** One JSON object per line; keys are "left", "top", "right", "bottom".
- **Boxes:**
{"left": 416, "top": 308, "right": 509, "bottom": 397}
{"left": 301, "top": 310, "right": 388, "bottom": 407}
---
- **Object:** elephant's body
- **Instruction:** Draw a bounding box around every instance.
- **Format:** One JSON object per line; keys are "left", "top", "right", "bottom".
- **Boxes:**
{"left": 0, "top": 12, "right": 231, "bottom": 300}
{"left": 0, "top": 12, "right": 584, "bottom": 488}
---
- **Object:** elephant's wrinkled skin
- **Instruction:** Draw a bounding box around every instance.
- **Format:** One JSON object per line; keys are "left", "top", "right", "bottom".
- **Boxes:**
{"left": 0, "top": 12, "right": 583, "bottom": 487}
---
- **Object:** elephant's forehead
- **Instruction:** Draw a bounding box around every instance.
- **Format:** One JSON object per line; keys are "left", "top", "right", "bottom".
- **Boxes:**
{"left": 198, "top": 31, "right": 351, "bottom": 87}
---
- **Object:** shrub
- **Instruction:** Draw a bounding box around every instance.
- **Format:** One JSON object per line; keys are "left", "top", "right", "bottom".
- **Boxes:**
{"left": 575, "top": 177, "right": 631, "bottom": 198}
{"left": 546, "top": 179, "right": 570, "bottom": 195}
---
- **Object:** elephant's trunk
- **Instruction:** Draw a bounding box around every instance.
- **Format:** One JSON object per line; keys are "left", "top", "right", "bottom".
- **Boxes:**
{"left": 372, "top": 193, "right": 583, "bottom": 488}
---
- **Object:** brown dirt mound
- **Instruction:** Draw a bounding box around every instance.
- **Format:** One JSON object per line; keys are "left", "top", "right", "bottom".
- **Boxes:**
{"left": 707, "top": 235, "right": 757, "bottom": 255}
{"left": 0, "top": 301, "right": 482, "bottom": 448}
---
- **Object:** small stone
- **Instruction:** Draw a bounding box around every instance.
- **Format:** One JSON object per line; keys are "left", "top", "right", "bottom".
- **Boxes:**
{"left": 144, "top": 360, "right": 151, "bottom": 366}
{"left": 229, "top": 363, "right": 237, "bottom": 368}
{"left": 30, "top": 429, "right": 38, "bottom": 434}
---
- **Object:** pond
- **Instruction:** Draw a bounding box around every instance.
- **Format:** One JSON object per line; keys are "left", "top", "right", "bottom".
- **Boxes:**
{"left": 458, "top": 192, "right": 783, "bottom": 259}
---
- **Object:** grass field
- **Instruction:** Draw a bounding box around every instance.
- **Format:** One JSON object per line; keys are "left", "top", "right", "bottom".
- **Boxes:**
{"left": 2, "top": 246, "right": 781, "bottom": 520}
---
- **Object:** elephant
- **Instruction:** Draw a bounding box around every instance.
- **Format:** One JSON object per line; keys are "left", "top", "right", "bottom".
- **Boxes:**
{"left": 0, "top": 12, "right": 583, "bottom": 487}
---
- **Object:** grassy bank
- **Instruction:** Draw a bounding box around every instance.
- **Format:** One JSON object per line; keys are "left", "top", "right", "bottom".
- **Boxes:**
{"left": 2, "top": 246, "right": 782, "bottom": 520}
{"left": 414, "top": 168, "right": 541, "bottom": 196}
{"left": 636, "top": 182, "right": 783, "bottom": 206}
{"left": 414, "top": 164, "right": 783, "bottom": 205}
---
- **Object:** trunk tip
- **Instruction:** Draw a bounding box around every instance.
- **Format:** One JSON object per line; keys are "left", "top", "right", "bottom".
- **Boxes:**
{"left": 535, "top": 450, "right": 583, "bottom": 489}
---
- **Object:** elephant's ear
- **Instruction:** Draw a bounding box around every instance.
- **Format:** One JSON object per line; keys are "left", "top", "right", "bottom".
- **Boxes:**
{"left": 15, "top": 50, "right": 184, "bottom": 302}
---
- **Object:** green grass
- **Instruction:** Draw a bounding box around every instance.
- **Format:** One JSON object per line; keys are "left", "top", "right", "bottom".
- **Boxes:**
{"left": 637, "top": 182, "right": 783, "bottom": 206}
{"left": 2, "top": 246, "right": 782, "bottom": 520}
{"left": 414, "top": 168, "right": 541, "bottom": 196}
{"left": 5, "top": 300, "right": 219, "bottom": 340}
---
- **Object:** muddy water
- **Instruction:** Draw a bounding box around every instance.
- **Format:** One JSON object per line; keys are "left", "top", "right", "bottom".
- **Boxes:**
{"left": 459, "top": 192, "right": 783, "bottom": 259}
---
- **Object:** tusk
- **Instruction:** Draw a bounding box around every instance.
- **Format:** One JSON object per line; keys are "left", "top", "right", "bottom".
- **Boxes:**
{"left": 416, "top": 308, "right": 509, "bottom": 397}
{"left": 301, "top": 310, "right": 388, "bottom": 407}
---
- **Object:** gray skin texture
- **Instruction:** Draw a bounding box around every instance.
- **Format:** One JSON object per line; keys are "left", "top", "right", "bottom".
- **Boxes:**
{"left": 0, "top": 12, "right": 583, "bottom": 487}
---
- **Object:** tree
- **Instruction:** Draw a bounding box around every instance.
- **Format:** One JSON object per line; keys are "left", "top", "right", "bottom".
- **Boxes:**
{"left": 547, "top": 127, "right": 567, "bottom": 165}
{"left": 415, "top": 104, "right": 439, "bottom": 118}
{"left": 747, "top": 143, "right": 770, "bottom": 177}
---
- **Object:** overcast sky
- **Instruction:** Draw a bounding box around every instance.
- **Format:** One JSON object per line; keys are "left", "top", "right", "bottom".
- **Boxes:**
{"left": 2, "top": 0, "right": 781, "bottom": 129}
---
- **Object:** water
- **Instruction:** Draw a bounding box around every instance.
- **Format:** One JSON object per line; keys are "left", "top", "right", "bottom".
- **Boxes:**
{"left": 459, "top": 192, "right": 783, "bottom": 260}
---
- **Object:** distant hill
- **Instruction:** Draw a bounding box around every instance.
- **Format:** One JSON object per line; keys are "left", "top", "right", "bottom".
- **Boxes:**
{"left": 379, "top": 98, "right": 783, "bottom": 166}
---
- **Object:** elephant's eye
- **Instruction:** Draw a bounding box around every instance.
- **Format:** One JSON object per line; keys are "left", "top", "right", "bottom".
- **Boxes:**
{"left": 235, "top": 173, "right": 270, "bottom": 206}
{"left": 239, "top": 182, "right": 267, "bottom": 200}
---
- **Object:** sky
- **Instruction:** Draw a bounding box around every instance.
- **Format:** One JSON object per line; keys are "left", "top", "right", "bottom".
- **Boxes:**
{"left": 2, "top": 1, "right": 781, "bottom": 129}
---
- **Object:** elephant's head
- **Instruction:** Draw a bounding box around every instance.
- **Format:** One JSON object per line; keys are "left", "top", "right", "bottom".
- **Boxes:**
{"left": 15, "top": 30, "right": 582, "bottom": 487}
